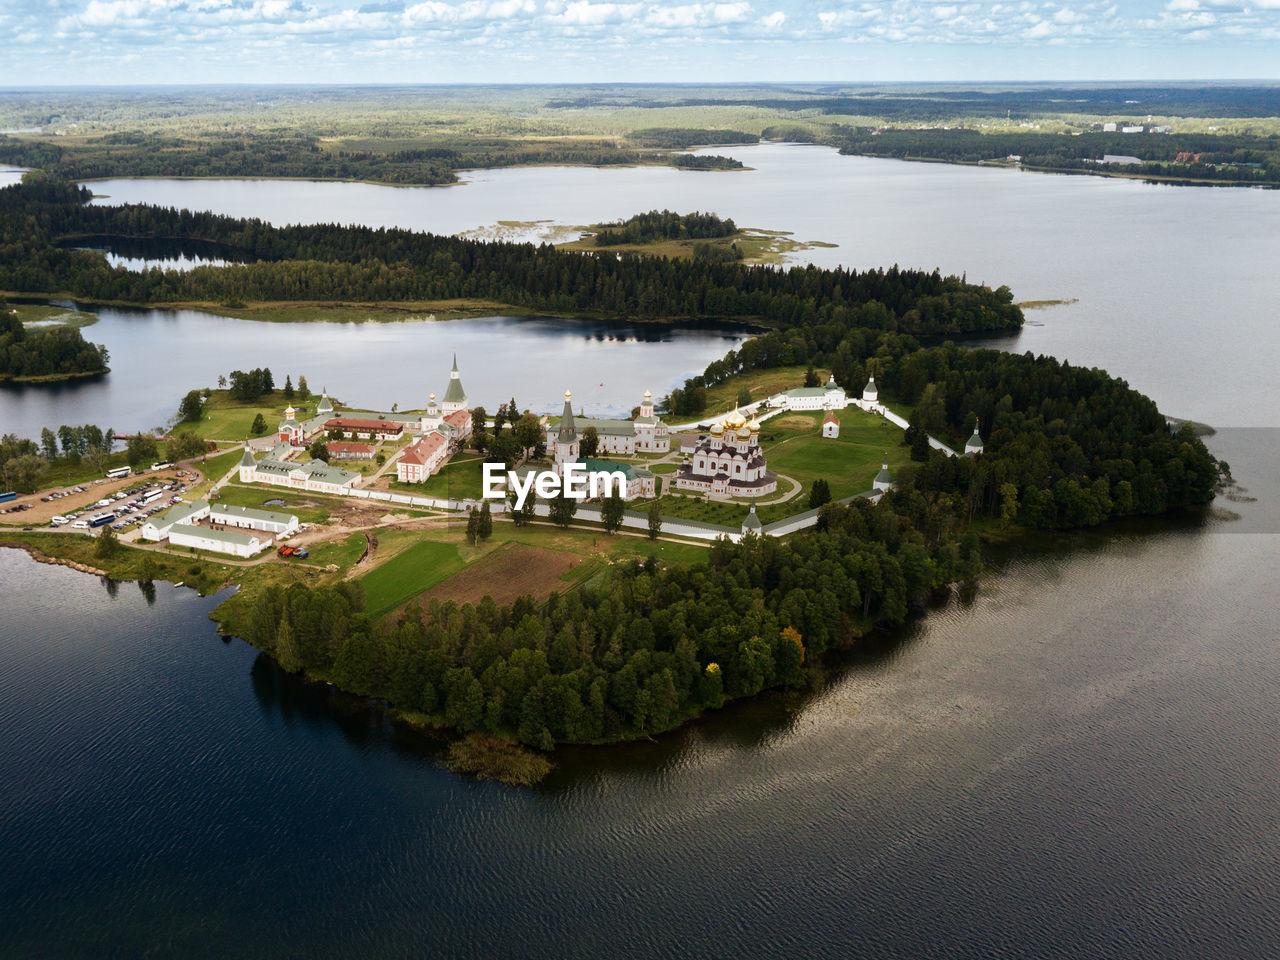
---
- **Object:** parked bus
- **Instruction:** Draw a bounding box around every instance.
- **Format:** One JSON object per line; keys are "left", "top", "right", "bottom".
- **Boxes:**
{"left": 141, "top": 490, "right": 165, "bottom": 505}
{"left": 88, "top": 513, "right": 115, "bottom": 528}
{"left": 151, "top": 461, "right": 172, "bottom": 471}
{"left": 106, "top": 467, "right": 130, "bottom": 480}
{"left": 0, "top": 491, "right": 16, "bottom": 504}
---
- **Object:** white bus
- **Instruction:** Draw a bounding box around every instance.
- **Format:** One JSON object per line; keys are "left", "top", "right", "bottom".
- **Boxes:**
{"left": 106, "top": 467, "right": 130, "bottom": 479}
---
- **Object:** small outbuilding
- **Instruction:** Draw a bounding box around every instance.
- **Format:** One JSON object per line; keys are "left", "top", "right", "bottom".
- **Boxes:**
{"left": 822, "top": 410, "right": 840, "bottom": 439}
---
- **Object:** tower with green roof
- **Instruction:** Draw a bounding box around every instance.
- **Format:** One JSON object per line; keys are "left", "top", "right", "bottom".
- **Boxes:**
{"left": 441, "top": 353, "right": 468, "bottom": 415}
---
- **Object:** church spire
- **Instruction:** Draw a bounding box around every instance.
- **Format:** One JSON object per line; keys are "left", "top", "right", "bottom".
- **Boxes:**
{"left": 557, "top": 389, "right": 577, "bottom": 442}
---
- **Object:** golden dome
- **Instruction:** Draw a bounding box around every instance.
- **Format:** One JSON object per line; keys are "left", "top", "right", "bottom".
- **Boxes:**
{"left": 748, "top": 418, "right": 760, "bottom": 433}
{"left": 564, "top": 389, "right": 572, "bottom": 400}
{"left": 643, "top": 389, "right": 652, "bottom": 400}
{"left": 724, "top": 406, "right": 747, "bottom": 430}
{"left": 710, "top": 422, "right": 724, "bottom": 435}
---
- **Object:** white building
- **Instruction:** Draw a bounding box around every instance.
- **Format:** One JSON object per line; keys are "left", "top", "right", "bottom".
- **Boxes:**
{"left": 862, "top": 375, "right": 878, "bottom": 404}
{"left": 768, "top": 375, "right": 846, "bottom": 412}
{"left": 544, "top": 389, "right": 670, "bottom": 456}
{"left": 873, "top": 460, "right": 893, "bottom": 493}
{"left": 209, "top": 502, "right": 299, "bottom": 536}
{"left": 239, "top": 446, "right": 361, "bottom": 495}
{"left": 822, "top": 410, "right": 840, "bottom": 439}
{"left": 397, "top": 432, "right": 448, "bottom": 483}
{"left": 169, "top": 523, "right": 266, "bottom": 558}
{"left": 141, "top": 498, "right": 211, "bottom": 541}
{"left": 964, "top": 426, "right": 984, "bottom": 456}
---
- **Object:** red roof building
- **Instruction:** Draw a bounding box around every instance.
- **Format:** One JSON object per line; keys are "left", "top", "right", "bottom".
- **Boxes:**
{"left": 396, "top": 433, "right": 448, "bottom": 483}
{"left": 327, "top": 442, "right": 376, "bottom": 460}
{"left": 324, "top": 417, "right": 404, "bottom": 440}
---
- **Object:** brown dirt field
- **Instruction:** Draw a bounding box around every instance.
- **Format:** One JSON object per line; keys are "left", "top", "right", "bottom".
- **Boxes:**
{"left": 415, "top": 542, "right": 585, "bottom": 609}
{"left": 773, "top": 414, "right": 821, "bottom": 432}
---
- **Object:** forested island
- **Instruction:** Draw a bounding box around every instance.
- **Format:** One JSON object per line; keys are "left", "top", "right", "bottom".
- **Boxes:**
{"left": 0, "top": 180, "right": 1021, "bottom": 334}
{"left": 0, "top": 297, "right": 110, "bottom": 382}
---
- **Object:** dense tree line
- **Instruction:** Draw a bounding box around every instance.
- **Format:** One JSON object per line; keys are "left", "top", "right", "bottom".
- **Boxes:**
{"left": 239, "top": 498, "right": 983, "bottom": 746}
{"left": 829, "top": 129, "right": 1280, "bottom": 184}
{"left": 594, "top": 209, "right": 738, "bottom": 245}
{"left": 0, "top": 299, "right": 110, "bottom": 380}
{"left": 0, "top": 132, "right": 746, "bottom": 188}
{"left": 0, "top": 181, "right": 1024, "bottom": 335}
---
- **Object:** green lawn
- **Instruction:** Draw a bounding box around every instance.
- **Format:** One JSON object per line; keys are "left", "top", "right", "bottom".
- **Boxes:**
{"left": 763, "top": 408, "right": 909, "bottom": 500}
{"left": 306, "top": 532, "right": 369, "bottom": 571}
{"left": 391, "top": 452, "right": 488, "bottom": 500}
{"left": 12, "top": 303, "right": 99, "bottom": 329}
{"left": 210, "top": 482, "right": 336, "bottom": 523}
{"left": 187, "top": 389, "right": 329, "bottom": 442}
{"left": 702, "top": 365, "right": 820, "bottom": 416}
{"left": 358, "top": 539, "right": 467, "bottom": 618}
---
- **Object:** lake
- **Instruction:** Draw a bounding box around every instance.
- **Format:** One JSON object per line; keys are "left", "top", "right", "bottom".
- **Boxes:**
{"left": 3, "top": 145, "right": 1280, "bottom": 957}
{"left": 0, "top": 305, "right": 746, "bottom": 438}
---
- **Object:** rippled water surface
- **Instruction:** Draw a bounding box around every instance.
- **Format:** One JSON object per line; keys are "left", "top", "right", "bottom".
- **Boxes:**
{"left": 3, "top": 146, "right": 1280, "bottom": 958}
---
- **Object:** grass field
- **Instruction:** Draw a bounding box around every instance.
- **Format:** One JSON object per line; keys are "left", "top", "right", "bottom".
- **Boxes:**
{"left": 762, "top": 408, "right": 910, "bottom": 497}
{"left": 392, "top": 453, "right": 488, "bottom": 500}
{"left": 306, "top": 531, "right": 369, "bottom": 570}
{"left": 358, "top": 539, "right": 467, "bottom": 618}
{"left": 11, "top": 303, "right": 99, "bottom": 329}
{"left": 702, "top": 365, "right": 818, "bottom": 416}
{"left": 210, "top": 482, "right": 336, "bottom": 523}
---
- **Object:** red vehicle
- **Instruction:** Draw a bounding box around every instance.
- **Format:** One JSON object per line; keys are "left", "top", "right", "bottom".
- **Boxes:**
{"left": 277, "top": 545, "right": 296, "bottom": 557}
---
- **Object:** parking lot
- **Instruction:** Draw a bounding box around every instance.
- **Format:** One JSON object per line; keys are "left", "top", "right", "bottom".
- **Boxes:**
{"left": 1, "top": 467, "right": 201, "bottom": 533}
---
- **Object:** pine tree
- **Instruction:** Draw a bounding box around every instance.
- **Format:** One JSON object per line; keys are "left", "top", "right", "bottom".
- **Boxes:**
{"left": 647, "top": 501, "right": 662, "bottom": 540}
{"left": 283, "top": 375, "right": 294, "bottom": 401}
{"left": 477, "top": 501, "right": 493, "bottom": 540}
{"left": 601, "top": 492, "right": 624, "bottom": 534}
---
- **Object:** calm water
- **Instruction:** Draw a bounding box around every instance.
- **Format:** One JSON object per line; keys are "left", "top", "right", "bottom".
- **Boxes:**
{"left": 3, "top": 147, "right": 1280, "bottom": 957}
{"left": 89, "top": 142, "right": 1280, "bottom": 427}
{"left": 0, "top": 307, "right": 745, "bottom": 437}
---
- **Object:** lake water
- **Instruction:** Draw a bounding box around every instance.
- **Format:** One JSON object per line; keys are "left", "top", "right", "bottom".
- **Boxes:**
{"left": 0, "top": 306, "right": 745, "bottom": 437}
{"left": 86, "top": 143, "right": 1280, "bottom": 428}
{"left": 3, "top": 145, "right": 1280, "bottom": 957}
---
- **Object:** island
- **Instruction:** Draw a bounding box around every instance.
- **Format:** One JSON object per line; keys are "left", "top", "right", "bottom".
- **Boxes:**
{"left": 0, "top": 177, "right": 1223, "bottom": 785}
{"left": 0, "top": 298, "right": 109, "bottom": 382}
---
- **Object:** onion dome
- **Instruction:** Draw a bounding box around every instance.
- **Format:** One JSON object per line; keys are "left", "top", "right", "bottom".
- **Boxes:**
{"left": 748, "top": 417, "right": 760, "bottom": 433}
{"left": 710, "top": 421, "right": 724, "bottom": 435}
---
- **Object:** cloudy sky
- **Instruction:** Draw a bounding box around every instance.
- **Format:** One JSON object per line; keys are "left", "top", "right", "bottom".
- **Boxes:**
{"left": 4, "top": 0, "right": 1279, "bottom": 84}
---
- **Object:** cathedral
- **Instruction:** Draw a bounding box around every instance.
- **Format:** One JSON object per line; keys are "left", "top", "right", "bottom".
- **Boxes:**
{"left": 673, "top": 407, "right": 777, "bottom": 498}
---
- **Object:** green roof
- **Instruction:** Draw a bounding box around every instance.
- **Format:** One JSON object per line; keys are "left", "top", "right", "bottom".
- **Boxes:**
{"left": 169, "top": 523, "right": 260, "bottom": 547}
{"left": 210, "top": 502, "right": 297, "bottom": 527}
{"left": 742, "top": 506, "right": 762, "bottom": 531}
{"left": 443, "top": 354, "right": 466, "bottom": 404}
{"left": 299, "top": 459, "right": 358, "bottom": 485}
{"left": 240, "top": 446, "right": 256, "bottom": 467}
{"left": 785, "top": 387, "right": 832, "bottom": 398}
{"left": 575, "top": 416, "right": 636, "bottom": 437}
{"left": 150, "top": 498, "right": 209, "bottom": 530}
{"left": 581, "top": 457, "right": 649, "bottom": 481}
{"left": 557, "top": 395, "right": 577, "bottom": 442}
{"left": 875, "top": 463, "right": 893, "bottom": 484}
{"left": 965, "top": 428, "right": 983, "bottom": 449}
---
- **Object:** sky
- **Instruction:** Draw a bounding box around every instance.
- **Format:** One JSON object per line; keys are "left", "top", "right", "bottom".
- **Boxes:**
{"left": 4, "top": 0, "right": 1280, "bottom": 84}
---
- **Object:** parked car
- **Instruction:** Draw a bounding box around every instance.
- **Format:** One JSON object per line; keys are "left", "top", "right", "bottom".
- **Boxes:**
{"left": 72, "top": 520, "right": 89, "bottom": 529}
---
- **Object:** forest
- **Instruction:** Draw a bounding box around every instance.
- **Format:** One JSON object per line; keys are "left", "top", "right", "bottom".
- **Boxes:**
{"left": 0, "top": 133, "right": 743, "bottom": 187}
{"left": 0, "top": 298, "right": 110, "bottom": 381}
{"left": 827, "top": 128, "right": 1280, "bottom": 184}
{"left": 0, "top": 180, "right": 1024, "bottom": 335}
{"left": 593, "top": 210, "right": 738, "bottom": 246}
